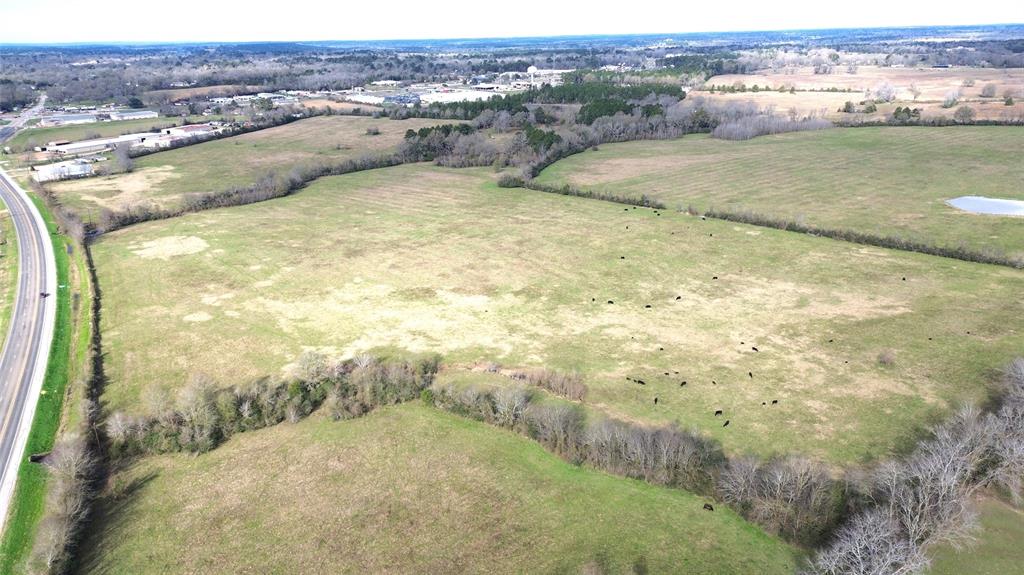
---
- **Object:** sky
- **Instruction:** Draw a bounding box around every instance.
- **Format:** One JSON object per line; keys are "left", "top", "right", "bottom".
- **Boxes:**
{"left": 1, "top": 0, "right": 1023, "bottom": 44}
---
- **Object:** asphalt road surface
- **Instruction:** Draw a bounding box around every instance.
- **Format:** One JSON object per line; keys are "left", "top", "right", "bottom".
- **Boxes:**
{"left": 0, "top": 109, "right": 58, "bottom": 534}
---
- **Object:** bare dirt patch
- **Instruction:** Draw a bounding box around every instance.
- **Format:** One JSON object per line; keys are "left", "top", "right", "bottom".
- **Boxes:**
{"left": 51, "top": 165, "right": 181, "bottom": 210}
{"left": 129, "top": 235, "right": 209, "bottom": 260}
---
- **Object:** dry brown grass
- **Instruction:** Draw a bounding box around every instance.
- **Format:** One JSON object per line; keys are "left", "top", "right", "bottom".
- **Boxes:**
{"left": 707, "top": 66, "right": 1024, "bottom": 101}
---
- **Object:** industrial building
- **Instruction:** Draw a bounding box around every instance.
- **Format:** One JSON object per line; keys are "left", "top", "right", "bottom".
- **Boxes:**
{"left": 108, "top": 110, "right": 159, "bottom": 121}
{"left": 38, "top": 113, "right": 98, "bottom": 127}
{"left": 30, "top": 158, "right": 97, "bottom": 182}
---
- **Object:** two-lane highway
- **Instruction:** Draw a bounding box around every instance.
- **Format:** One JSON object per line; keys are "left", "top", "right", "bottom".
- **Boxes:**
{"left": 0, "top": 162, "right": 58, "bottom": 533}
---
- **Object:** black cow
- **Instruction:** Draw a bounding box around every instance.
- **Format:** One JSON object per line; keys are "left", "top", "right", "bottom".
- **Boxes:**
{"left": 703, "top": 503, "right": 715, "bottom": 511}
{"left": 714, "top": 410, "right": 723, "bottom": 416}
{"left": 723, "top": 420, "right": 730, "bottom": 427}
{"left": 771, "top": 399, "right": 778, "bottom": 405}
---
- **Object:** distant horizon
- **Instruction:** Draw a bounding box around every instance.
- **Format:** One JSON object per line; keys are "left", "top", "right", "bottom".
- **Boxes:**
{"left": 1, "top": 22, "right": 1022, "bottom": 49}
{"left": 2, "top": 0, "right": 1023, "bottom": 45}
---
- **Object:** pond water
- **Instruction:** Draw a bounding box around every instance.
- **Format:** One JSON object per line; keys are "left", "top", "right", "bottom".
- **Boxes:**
{"left": 947, "top": 196, "right": 1024, "bottom": 216}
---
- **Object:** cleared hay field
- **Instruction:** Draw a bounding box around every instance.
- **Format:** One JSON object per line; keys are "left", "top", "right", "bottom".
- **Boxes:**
{"left": 92, "top": 163, "right": 1024, "bottom": 463}
{"left": 535, "top": 127, "right": 1024, "bottom": 260}
{"left": 706, "top": 66, "right": 1024, "bottom": 102}
{"left": 47, "top": 115, "right": 452, "bottom": 218}
{"left": 144, "top": 84, "right": 259, "bottom": 101}
{"left": 300, "top": 98, "right": 383, "bottom": 113}
{"left": 77, "top": 403, "right": 799, "bottom": 574}
{"left": 694, "top": 90, "right": 1024, "bottom": 122}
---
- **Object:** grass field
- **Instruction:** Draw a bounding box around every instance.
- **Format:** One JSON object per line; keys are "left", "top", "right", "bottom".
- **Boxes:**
{"left": 90, "top": 163, "right": 1024, "bottom": 463}
{"left": 48, "top": 115, "right": 454, "bottom": 218}
{"left": 534, "top": 127, "right": 1024, "bottom": 260}
{"left": 0, "top": 204, "right": 16, "bottom": 351}
{"left": 5, "top": 117, "right": 184, "bottom": 152}
{"left": 76, "top": 402, "right": 799, "bottom": 575}
{"left": 929, "top": 497, "right": 1024, "bottom": 575}
{"left": 0, "top": 193, "right": 92, "bottom": 574}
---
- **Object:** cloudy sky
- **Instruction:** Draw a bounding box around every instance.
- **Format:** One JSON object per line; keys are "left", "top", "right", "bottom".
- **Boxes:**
{"left": 2, "top": 0, "right": 1023, "bottom": 43}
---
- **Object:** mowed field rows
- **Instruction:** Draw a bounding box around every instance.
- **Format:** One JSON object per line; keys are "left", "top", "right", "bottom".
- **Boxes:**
{"left": 92, "top": 163, "right": 1024, "bottom": 463}
{"left": 535, "top": 127, "right": 1024, "bottom": 260}
{"left": 47, "top": 115, "right": 453, "bottom": 217}
{"left": 78, "top": 403, "right": 800, "bottom": 574}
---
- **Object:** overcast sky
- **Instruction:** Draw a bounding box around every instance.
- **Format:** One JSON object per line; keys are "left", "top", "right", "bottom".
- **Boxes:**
{"left": 2, "top": 0, "right": 1023, "bottom": 44}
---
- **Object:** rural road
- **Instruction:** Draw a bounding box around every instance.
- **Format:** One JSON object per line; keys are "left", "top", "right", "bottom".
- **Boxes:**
{"left": 0, "top": 102, "right": 58, "bottom": 534}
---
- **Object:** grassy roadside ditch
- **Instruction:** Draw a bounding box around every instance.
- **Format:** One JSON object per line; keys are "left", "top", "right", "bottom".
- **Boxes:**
{"left": 0, "top": 190, "right": 92, "bottom": 574}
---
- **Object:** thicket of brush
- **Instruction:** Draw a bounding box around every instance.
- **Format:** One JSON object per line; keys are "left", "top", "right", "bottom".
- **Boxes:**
{"left": 706, "top": 208, "right": 1024, "bottom": 269}
{"left": 105, "top": 353, "right": 439, "bottom": 457}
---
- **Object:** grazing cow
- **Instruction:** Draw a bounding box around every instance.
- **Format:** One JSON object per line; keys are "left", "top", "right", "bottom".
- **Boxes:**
{"left": 664, "top": 372, "right": 669, "bottom": 376}
{"left": 608, "top": 300, "right": 614, "bottom": 304}
{"left": 659, "top": 347, "right": 664, "bottom": 351}
{"left": 654, "top": 397, "right": 658, "bottom": 405}
{"left": 620, "top": 256, "right": 626, "bottom": 260}
{"left": 703, "top": 503, "right": 715, "bottom": 511}
{"left": 712, "top": 276, "right": 718, "bottom": 280}
{"left": 709, "top": 233, "right": 713, "bottom": 237}
{"left": 751, "top": 346, "right": 759, "bottom": 352}
{"left": 762, "top": 402, "right": 767, "bottom": 406}
{"left": 592, "top": 298, "right": 595, "bottom": 302}
{"left": 637, "top": 380, "right": 646, "bottom": 385}
{"left": 680, "top": 381, "right": 687, "bottom": 386}
{"left": 771, "top": 399, "right": 778, "bottom": 405}
{"left": 902, "top": 277, "right": 906, "bottom": 281}
{"left": 748, "top": 372, "right": 753, "bottom": 378}
{"left": 626, "top": 376, "right": 632, "bottom": 381}
{"left": 723, "top": 420, "right": 730, "bottom": 427}
{"left": 714, "top": 410, "right": 723, "bottom": 416}
{"left": 645, "top": 304, "right": 652, "bottom": 309}
{"left": 675, "top": 296, "right": 681, "bottom": 300}
{"left": 928, "top": 337, "right": 933, "bottom": 341}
